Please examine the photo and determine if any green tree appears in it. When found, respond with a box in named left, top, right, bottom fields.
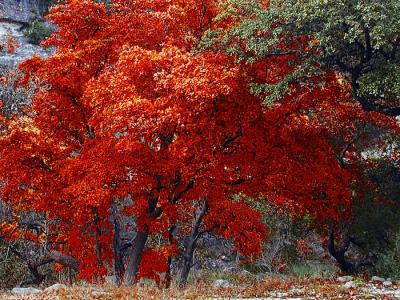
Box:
left=203, top=0, right=400, bottom=116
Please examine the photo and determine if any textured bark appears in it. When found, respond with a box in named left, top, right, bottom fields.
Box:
left=123, top=230, right=149, bottom=286
left=24, top=251, right=79, bottom=286
left=327, top=230, right=356, bottom=274
left=165, top=225, right=176, bottom=289
left=112, top=218, right=125, bottom=285
left=111, top=204, right=125, bottom=285
left=92, top=209, right=103, bottom=268
left=178, top=198, right=208, bottom=287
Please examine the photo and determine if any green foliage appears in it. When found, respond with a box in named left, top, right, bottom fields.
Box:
left=289, top=262, right=336, bottom=279
left=24, top=20, right=53, bottom=45
left=203, top=0, right=400, bottom=115
left=348, top=158, right=400, bottom=275
left=0, top=238, right=60, bottom=289
left=375, top=230, right=400, bottom=278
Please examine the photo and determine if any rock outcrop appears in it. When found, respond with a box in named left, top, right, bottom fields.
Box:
left=11, top=287, right=42, bottom=295
left=0, top=0, right=51, bottom=23
left=0, top=20, right=51, bottom=69
left=0, top=1, right=53, bottom=69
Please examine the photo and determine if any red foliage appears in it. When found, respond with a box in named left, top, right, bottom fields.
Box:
left=0, top=0, right=397, bottom=283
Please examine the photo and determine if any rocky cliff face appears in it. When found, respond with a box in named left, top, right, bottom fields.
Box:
left=0, top=21, right=51, bottom=69
left=0, top=0, right=51, bottom=23
left=0, top=0, right=53, bottom=69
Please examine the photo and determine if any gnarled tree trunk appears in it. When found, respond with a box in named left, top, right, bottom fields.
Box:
left=327, top=230, right=356, bottom=274
left=23, top=251, right=79, bottom=286
left=123, top=229, right=149, bottom=286
left=178, top=198, right=208, bottom=287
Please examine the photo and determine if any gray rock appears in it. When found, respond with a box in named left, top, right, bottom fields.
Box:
left=382, top=280, right=393, bottom=288
left=105, top=275, right=118, bottom=285
left=202, top=258, right=236, bottom=272
left=213, top=279, right=232, bottom=289
left=44, top=283, right=68, bottom=292
left=289, top=287, right=305, bottom=295
left=0, top=20, right=53, bottom=69
left=371, top=276, right=385, bottom=283
left=344, top=281, right=356, bottom=288
left=91, top=290, right=111, bottom=297
left=337, top=275, right=353, bottom=282
left=223, top=266, right=238, bottom=272
left=0, top=0, right=51, bottom=23
left=11, top=287, right=42, bottom=295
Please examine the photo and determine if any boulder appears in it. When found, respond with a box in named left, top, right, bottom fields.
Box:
left=344, top=281, right=356, bottom=289
left=11, top=287, right=42, bottom=295
left=105, top=275, right=118, bottom=285
left=337, top=275, right=353, bottom=282
left=0, top=0, right=51, bottom=23
left=213, top=279, right=232, bottom=289
left=383, top=281, right=393, bottom=288
left=371, top=276, right=385, bottom=283
left=44, top=283, right=68, bottom=292
left=91, top=290, right=111, bottom=297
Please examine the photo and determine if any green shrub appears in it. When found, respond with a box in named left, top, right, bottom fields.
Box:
left=375, top=230, right=400, bottom=278
left=24, top=20, right=52, bottom=45
left=289, top=262, right=336, bottom=279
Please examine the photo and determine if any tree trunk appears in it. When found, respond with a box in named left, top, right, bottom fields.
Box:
left=113, top=220, right=125, bottom=284
left=111, top=205, right=125, bottom=285
left=165, top=225, right=176, bottom=289
left=92, top=209, right=103, bottom=267
left=178, top=198, right=208, bottom=287
left=178, top=242, right=195, bottom=288
left=122, top=177, right=165, bottom=286
left=327, top=230, right=356, bottom=274
left=92, top=208, right=104, bottom=283
left=22, top=251, right=79, bottom=286
left=123, top=230, right=149, bottom=286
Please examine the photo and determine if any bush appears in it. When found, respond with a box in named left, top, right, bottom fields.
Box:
left=348, top=159, right=400, bottom=276
left=24, top=20, right=52, bottom=45
left=289, top=262, right=336, bottom=279
left=375, top=230, right=400, bottom=278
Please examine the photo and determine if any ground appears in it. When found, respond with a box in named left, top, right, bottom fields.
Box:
left=1, top=277, right=400, bottom=299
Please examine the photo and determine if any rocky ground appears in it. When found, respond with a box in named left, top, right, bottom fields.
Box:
left=0, top=19, right=51, bottom=69
left=1, top=275, right=400, bottom=299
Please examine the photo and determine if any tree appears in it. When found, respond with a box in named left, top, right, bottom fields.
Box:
left=203, top=0, right=400, bottom=116
left=1, top=0, right=268, bottom=285
left=0, top=0, right=397, bottom=286
left=203, top=0, right=400, bottom=274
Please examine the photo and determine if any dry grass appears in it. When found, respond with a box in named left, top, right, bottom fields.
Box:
left=1, top=277, right=399, bottom=300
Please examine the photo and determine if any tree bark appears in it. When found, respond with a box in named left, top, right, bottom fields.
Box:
left=178, top=198, right=208, bottom=287
left=165, top=225, right=176, bottom=289
left=123, top=230, right=149, bottom=286
left=327, top=230, right=356, bottom=274
left=112, top=218, right=125, bottom=284
left=23, top=251, right=79, bottom=286
left=92, top=208, right=103, bottom=268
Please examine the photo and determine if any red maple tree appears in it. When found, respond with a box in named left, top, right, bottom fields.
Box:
left=0, top=0, right=397, bottom=286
